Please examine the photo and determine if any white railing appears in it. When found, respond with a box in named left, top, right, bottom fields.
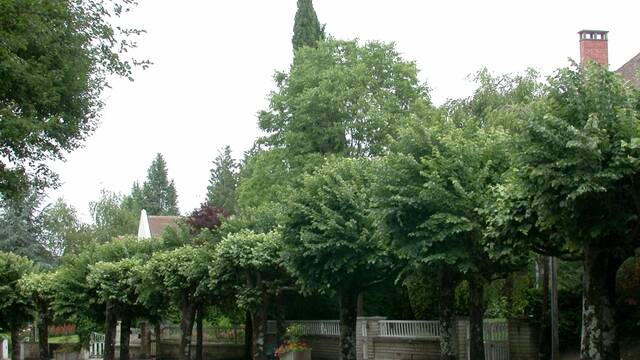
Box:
left=89, top=332, right=105, bottom=359
left=266, top=320, right=340, bottom=336
left=291, top=320, right=340, bottom=336
left=379, top=320, right=441, bottom=338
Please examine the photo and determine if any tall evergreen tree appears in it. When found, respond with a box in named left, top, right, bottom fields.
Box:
left=206, top=146, right=238, bottom=213
left=140, top=153, right=179, bottom=215
left=292, top=0, right=324, bottom=51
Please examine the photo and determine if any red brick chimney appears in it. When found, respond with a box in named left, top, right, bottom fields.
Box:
left=579, top=30, right=608, bottom=67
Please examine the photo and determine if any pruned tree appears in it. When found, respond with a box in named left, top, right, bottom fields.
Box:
left=138, top=246, right=211, bottom=360
left=485, top=63, right=640, bottom=360
left=19, top=271, right=58, bottom=360
left=88, top=258, right=151, bottom=360
left=53, top=236, right=162, bottom=351
left=211, top=230, right=289, bottom=360
left=375, top=70, right=539, bottom=360
left=282, top=158, right=394, bottom=360
left=0, top=252, right=35, bottom=360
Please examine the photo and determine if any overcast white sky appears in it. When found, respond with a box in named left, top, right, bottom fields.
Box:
left=48, top=0, right=640, bottom=222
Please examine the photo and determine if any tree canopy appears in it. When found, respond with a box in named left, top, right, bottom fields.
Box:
left=0, top=0, right=147, bottom=198
left=140, top=153, right=179, bottom=215
left=282, top=158, right=393, bottom=360
left=292, top=0, right=324, bottom=51
left=485, top=63, right=640, bottom=360
left=0, top=251, right=34, bottom=333
left=206, top=146, right=239, bottom=214
left=259, top=39, right=430, bottom=159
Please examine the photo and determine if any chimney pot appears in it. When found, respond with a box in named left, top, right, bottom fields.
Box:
left=578, top=30, right=609, bottom=67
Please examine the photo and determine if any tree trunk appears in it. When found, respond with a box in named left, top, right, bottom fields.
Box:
left=275, top=292, right=286, bottom=347
left=140, top=322, right=149, bottom=359
left=104, top=302, right=118, bottom=360
left=179, top=303, right=198, bottom=360
left=154, top=322, right=163, bottom=360
left=438, top=271, right=457, bottom=360
left=468, top=280, right=485, bottom=360
left=37, top=300, right=50, bottom=360
left=580, top=246, right=623, bottom=360
left=119, top=316, right=132, bottom=360
left=195, top=306, right=204, bottom=360
left=11, top=328, right=20, bottom=360
left=338, top=288, right=358, bottom=360
left=251, top=298, right=268, bottom=360
left=244, top=312, right=253, bottom=360
left=538, top=256, right=551, bottom=358
left=356, top=292, right=364, bottom=317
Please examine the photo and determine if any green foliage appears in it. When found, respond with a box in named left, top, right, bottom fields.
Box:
left=140, top=154, right=179, bottom=216
left=138, top=245, right=212, bottom=311
left=212, top=230, right=287, bottom=311
left=18, top=270, right=57, bottom=306
left=89, top=190, right=138, bottom=243
left=292, top=0, right=324, bottom=51
left=282, top=158, right=393, bottom=295
left=206, top=146, right=239, bottom=214
left=53, top=236, right=163, bottom=342
left=0, top=0, right=147, bottom=197
left=0, top=252, right=35, bottom=331
left=0, top=189, right=52, bottom=265
left=41, top=199, right=93, bottom=257
left=87, top=258, right=153, bottom=321
left=259, top=39, right=430, bottom=158
left=486, top=63, right=640, bottom=256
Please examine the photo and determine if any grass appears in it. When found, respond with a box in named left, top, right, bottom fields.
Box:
left=48, top=335, right=80, bottom=344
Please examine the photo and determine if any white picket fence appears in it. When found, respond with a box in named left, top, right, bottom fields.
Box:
left=89, top=333, right=105, bottom=359
left=267, top=320, right=340, bottom=336
left=379, top=320, right=441, bottom=338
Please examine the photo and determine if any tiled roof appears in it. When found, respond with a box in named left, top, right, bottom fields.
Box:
left=617, top=51, right=640, bottom=89
left=147, top=215, right=180, bottom=237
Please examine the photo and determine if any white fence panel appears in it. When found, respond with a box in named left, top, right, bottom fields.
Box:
left=266, top=320, right=340, bottom=336
left=89, top=333, right=105, bottom=359
left=379, top=320, right=441, bottom=338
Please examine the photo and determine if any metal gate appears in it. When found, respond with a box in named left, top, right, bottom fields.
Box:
left=467, top=320, right=509, bottom=360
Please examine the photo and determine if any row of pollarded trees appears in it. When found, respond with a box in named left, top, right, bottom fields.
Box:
left=0, top=220, right=290, bottom=360
left=243, top=37, right=639, bottom=360
left=2, top=58, right=638, bottom=360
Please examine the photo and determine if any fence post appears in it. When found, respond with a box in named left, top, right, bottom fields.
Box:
left=1, top=339, right=7, bottom=360
left=355, top=317, right=385, bottom=360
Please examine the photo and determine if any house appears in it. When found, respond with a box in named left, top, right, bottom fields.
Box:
left=578, top=29, right=640, bottom=88
left=137, top=209, right=180, bottom=239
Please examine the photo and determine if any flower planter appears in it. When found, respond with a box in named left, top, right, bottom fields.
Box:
left=280, top=349, right=311, bottom=360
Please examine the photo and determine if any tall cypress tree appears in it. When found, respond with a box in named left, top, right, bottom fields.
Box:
left=292, top=0, right=324, bottom=51
left=206, top=146, right=238, bottom=214
left=140, top=153, right=179, bottom=215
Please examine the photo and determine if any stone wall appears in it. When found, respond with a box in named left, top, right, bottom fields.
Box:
left=114, top=342, right=244, bottom=360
